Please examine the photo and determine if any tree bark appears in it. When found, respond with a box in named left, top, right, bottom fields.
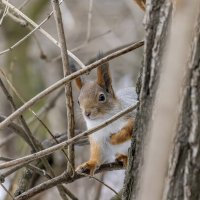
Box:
left=163, top=8, right=200, bottom=200
left=122, top=0, right=172, bottom=199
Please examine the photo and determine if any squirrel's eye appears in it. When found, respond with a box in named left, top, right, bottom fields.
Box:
left=78, top=100, right=80, bottom=105
left=98, top=93, right=106, bottom=102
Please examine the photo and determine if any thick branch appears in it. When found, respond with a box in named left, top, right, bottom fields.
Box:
left=163, top=4, right=200, bottom=200
left=15, top=162, right=123, bottom=200
left=122, top=0, right=172, bottom=199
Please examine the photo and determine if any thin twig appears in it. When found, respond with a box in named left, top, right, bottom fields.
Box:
left=6, top=12, right=27, bottom=26
left=69, top=0, right=93, bottom=53
left=0, top=77, right=40, bottom=151
left=71, top=30, right=111, bottom=53
left=86, top=0, right=93, bottom=41
left=0, top=75, right=64, bottom=193
left=0, top=0, right=85, bottom=69
left=27, top=89, right=63, bottom=124
left=42, top=131, right=89, bottom=148
left=0, top=69, right=72, bottom=164
left=51, top=0, right=75, bottom=174
left=0, top=182, right=14, bottom=200
left=94, top=173, right=104, bottom=200
left=0, top=131, right=87, bottom=180
left=0, top=74, right=71, bottom=199
left=0, top=70, right=67, bottom=152
left=18, top=0, right=32, bottom=10
left=79, top=172, right=119, bottom=197
left=62, top=185, right=78, bottom=200
left=111, top=188, right=123, bottom=200
left=0, top=0, right=59, bottom=46
left=33, top=34, right=47, bottom=59
left=0, top=40, right=143, bottom=130
left=0, top=8, right=53, bottom=56
left=0, top=115, right=33, bottom=147
left=0, top=103, right=138, bottom=169
left=0, top=0, right=9, bottom=25
left=2, top=163, right=51, bottom=181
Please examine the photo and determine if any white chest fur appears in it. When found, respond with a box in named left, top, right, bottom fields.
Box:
left=85, top=116, right=131, bottom=164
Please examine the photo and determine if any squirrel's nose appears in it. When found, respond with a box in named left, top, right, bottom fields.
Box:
left=85, top=111, right=91, bottom=117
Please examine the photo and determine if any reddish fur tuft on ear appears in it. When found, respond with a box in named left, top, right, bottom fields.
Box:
left=75, top=77, right=83, bottom=90
left=134, top=0, right=146, bottom=11
left=97, top=62, right=110, bottom=87
left=96, top=62, right=115, bottom=98
left=69, top=62, right=84, bottom=90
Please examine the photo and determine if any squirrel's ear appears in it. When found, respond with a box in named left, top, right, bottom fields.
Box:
left=134, top=0, right=145, bottom=11
left=70, top=62, right=84, bottom=90
left=75, top=77, right=84, bottom=90
left=97, top=62, right=115, bottom=97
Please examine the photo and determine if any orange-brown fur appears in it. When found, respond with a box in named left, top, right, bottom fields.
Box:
left=75, top=77, right=83, bottom=90
left=134, top=0, right=146, bottom=11
left=76, top=136, right=101, bottom=175
left=97, top=63, right=116, bottom=98
left=96, top=64, right=107, bottom=88
left=115, top=154, right=128, bottom=167
left=110, top=119, right=134, bottom=145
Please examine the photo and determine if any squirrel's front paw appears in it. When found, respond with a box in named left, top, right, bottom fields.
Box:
left=115, top=153, right=128, bottom=167
left=110, top=133, right=118, bottom=145
left=76, top=161, right=97, bottom=175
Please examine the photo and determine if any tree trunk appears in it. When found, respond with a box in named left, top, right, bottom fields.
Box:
left=122, top=1, right=200, bottom=200
left=163, top=8, right=200, bottom=200
left=122, top=0, right=172, bottom=199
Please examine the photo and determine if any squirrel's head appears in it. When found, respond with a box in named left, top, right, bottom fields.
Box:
left=75, top=62, right=118, bottom=120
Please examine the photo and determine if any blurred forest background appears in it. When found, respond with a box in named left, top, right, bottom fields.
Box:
left=0, top=0, right=144, bottom=199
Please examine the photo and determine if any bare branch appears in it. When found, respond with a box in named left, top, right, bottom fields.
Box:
left=51, top=0, right=75, bottom=174
left=0, top=75, right=71, bottom=200
left=62, top=185, right=78, bottom=200
left=93, top=173, right=104, bottom=200
left=0, top=0, right=8, bottom=25
left=0, top=0, right=85, bottom=69
left=18, top=0, right=32, bottom=10
left=14, top=162, right=124, bottom=200
left=70, top=0, right=93, bottom=52
left=0, top=182, right=14, bottom=200
left=0, top=0, right=59, bottom=46
left=0, top=115, right=33, bottom=147
left=0, top=103, right=138, bottom=170
left=0, top=73, right=73, bottom=199
left=0, top=159, right=51, bottom=181
left=0, top=77, right=41, bottom=151
left=6, top=12, right=27, bottom=26
left=27, top=89, right=63, bottom=125
left=0, top=40, right=143, bottom=130
left=80, top=172, right=119, bottom=197
left=42, top=132, right=89, bottom=148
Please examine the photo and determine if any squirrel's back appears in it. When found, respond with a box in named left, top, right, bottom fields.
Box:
left=116, top=87, right=138, bottom=116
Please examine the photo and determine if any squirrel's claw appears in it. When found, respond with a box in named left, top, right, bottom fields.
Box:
left=76, top=164, right=90, bottom=174
left=76, top=161, right=97, bottom=175
left=115, top=153, right=128, bottom=167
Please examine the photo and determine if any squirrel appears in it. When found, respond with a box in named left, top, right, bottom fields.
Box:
left=73, top=0, right=145, bottom=175
left=74, top=59, right=138, bottom=175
